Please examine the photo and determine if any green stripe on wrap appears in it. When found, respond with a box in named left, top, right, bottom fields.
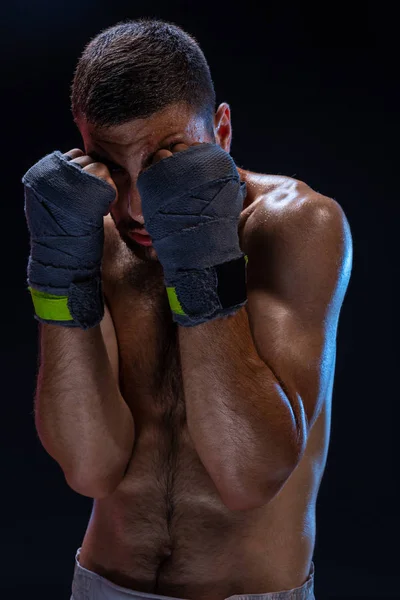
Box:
left=166, top=287, right=186, bottom=315
left=166, top=254, right=248, bottom=316
left=28, top=287, right=73, bottom=321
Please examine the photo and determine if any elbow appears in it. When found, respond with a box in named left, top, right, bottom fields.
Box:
left=65, top=462, right=128, bottom=499
left=62, top=435, right=134, bottom=499
left=220, top=477, right=288, bottom=512
left=218, top=457, right=300, bottom=512
left=66, top=476, right=116, bottom=499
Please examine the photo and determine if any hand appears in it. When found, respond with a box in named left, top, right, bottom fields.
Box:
left=136, top=142, right=247, bottom=327
left=147, top=142, right=203, bottom=167
left=22, top=147, right=117, bottom=329
left=64, top=148, right=118, bottom=214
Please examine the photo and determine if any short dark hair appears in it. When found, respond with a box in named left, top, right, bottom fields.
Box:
left=71, top=18, right=216, bottom=133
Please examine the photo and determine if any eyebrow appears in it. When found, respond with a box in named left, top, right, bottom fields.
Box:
left=89, top=135, right=181, bottom=171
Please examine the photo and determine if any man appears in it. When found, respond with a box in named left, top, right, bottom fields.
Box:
left=23, top=18, right=352, bottom=600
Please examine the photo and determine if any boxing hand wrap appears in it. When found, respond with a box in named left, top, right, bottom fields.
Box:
left=22, top=151, right=116, bottom=329
left=137, top=143, right=248, bottom=327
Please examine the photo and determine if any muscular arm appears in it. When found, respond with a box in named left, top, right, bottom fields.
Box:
left=34, top=306, right=135, bottom=499
left=245, top=191, right=353, bottom=429
left=179, top=190, right=352, bottom=510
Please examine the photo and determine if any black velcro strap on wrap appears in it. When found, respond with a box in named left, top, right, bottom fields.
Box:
left=215, top=255, right=247, bottom=309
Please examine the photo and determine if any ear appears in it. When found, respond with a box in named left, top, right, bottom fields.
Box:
left=214, top=103, right=232, bottom=153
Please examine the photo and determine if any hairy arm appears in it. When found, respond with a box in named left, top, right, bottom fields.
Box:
left=34, top=218, right=135, bottom=498
left=179, top=190, right=352, bottom=511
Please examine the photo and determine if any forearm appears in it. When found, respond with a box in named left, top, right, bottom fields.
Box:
left=35, top=323, right=134, bottom=496
left=179, top=307, right=300, bottom=510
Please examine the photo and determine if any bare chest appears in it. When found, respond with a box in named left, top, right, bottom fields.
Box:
left=89, top=236, right=264, bottom=593
left=102, top=199, right=258, bottom=426
left=81, top=195, right=325, bottom=595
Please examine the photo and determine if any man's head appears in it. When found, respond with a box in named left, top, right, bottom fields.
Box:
left=71, top=19, right=232, bottom=264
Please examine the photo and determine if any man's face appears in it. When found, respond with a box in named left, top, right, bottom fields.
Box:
left=78, top=103, right=216, bottom=264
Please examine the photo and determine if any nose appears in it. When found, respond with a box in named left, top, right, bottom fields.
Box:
left=127, top=188, right=146, bottom=228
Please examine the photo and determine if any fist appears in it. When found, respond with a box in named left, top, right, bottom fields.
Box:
left=64, top=148, right=118, bottom=207
left=149, top=142, right=202, bottom=168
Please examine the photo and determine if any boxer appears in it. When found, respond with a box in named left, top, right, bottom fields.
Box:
left=23, top=18, right=352, bottom=600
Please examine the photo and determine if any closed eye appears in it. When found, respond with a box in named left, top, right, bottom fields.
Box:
left=89, top=151, right=125, bottom=174
left=108, top=164, right=125, bottom=174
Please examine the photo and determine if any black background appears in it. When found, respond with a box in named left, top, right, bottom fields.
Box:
left=1, top=1, right=397, bottom=598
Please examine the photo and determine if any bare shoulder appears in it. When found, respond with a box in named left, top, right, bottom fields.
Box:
left=244, top=173, right=353, bottom=305
left=246, top=173, right=351, bottom=241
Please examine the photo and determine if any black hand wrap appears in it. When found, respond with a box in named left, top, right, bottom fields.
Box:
left=137, top=143, right=248, bottom=326
left=23, top=151, right=116, bottom=329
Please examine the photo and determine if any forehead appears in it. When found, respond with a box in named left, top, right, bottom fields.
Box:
left=79, top=104, right=207, bottom=148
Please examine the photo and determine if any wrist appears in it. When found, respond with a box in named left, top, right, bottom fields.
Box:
left=28, top=275, right=104, bottom=330
left=166, top=254, right=248, bottom=327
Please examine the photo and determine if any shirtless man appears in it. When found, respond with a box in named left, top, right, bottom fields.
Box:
left=23, top=19, right=352, bottom=600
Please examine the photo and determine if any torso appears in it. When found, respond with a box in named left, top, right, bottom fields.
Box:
left=78, top=172, right=333, bottom=599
